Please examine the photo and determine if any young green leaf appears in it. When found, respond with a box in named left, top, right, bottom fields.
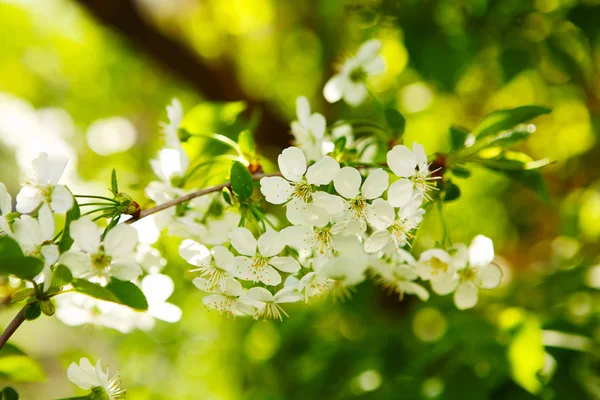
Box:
left=450, top=166, right=471, bottom=178
left=383, top=108, right=406, bottom=136
left=482, top=164, right=550, bottom=203
left=0, top=353, right=46, bottom=382
left=474, top=105, right=551, bottom=138
left=23, top=302, right=41, bottom=321
left=49, top=264, right=73, bottom=292
left=59, top=196, right=81, bottom=254
left=71, top=278, right=120, bottom=303
left=0, top=236, right=44, bottom=280
left=443, top=181, right=461, bottom=202
left=105, top=278, right=149, bottom=311
left=1, top=386, right=19, bottom=400
left=230, top=161, right=253, bottom=201
left=238, top=130, right=256, bottom=158
left=111, top=169, right=119, bottom=194
left=449, top=126, right=470, bottom=150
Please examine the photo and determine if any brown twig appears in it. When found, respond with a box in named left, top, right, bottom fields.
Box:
left=0, top=306, right=26, bottom=351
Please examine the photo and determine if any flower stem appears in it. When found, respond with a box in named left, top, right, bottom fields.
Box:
left=74, top=195, right=118, bottom=203
left=0, top=306, right=26, bottom=351
left=437, top=199, right=452, bottom=247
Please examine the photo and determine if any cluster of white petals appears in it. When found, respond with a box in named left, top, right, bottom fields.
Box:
left=67, top=358, right=126, bottom=399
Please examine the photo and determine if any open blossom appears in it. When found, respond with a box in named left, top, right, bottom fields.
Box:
left=0, top=183, right=12, bottom=236
left=12, top=203, right=59, bottom=289
left=67, top=358, right=126, bottom=399
left=194, top=277, right=261, bottom=318
left=243, top=287, right=303, bottom=321
left=259, top=147, right=342, bottom=224
left=364, top=196, right=425, bottom=253
left=16, top=152, right=73, bottom=213
left=141, top=273, right=182, bottom=324
left=60, top=218, right=141, bottom=283
left=331, top=167, right=388, bottom=235
left=453, top=235, right=503, bottom=310
left=370, top=249, right=429, bottom=301
left=150, top=147, right=190, bottom=185
left=179, top=239, right=237, bottom=291
left=321, top=236, right=370, bottom=299
left=229, top=228, right=300, bottom=286
left=285, top=272, right=335, bottom=303
left=159, top=98, right=184, bottom=149
left=291, top=96, right=328, bottom=161
left=323, top=39, right=385, bottom=106
left=387, top=143, right=439, bottom=206
left=416, top=248, right=464, bottom=296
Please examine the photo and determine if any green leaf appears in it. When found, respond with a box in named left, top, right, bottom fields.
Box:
left=230, top=161, right=253, bottom=201
left=0, top=344, right=25, bottom=357
left=105, top=278, right=149, bottom=311
left=450, top=166, right=471, bottom=178
left=181, top=101, right=247, bottom=139
left=482, top=162, right=550, bottom=203
left=23, top=302, right=41, bottom=321
left=0, top=354, right=46, bottom=382
left=0, top=236, right=44, bottom=280
left=333, top=136, right=347, bottom=155
left=222, top=188, right=233, bottom=206
left=59, top=196, right=81, bottom=254
left=1, top=386, right=19, bottom=400
left=443, top=181, right=461, bottom=202
left=10, top=289, right=34, bottom=303
left=71, top=278, right=148, bottom=311
left=449, top=126, right=470, bottom=150
left=238, top=130, right=256, bottom=158
left=486, top=128, right=532, bottom=148
left=50, top=264, right=73, bottom=292
left=474, top=105, right=551, bottom=138
left=383, top=108, right=406, bottom=136
left=111, top=169, right=118, bottom=194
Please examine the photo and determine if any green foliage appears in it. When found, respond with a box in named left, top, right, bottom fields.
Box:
left=71, top=278, right=149, bottom=311
left=0, top=236, right=43, bottom=280
left=230, top=161, right=254, bottom=201
left=474, top=105, right=551, bottom=138
left=49, top=264, right=73, bottom=293
left=111, top=169, right=119, bottom=194
left=383, top=107, right=406, bottom=137
left=0, top=386, right=18, bottom=400
left=181, top=101, right=247, bottom=138
left=59, top=198, right=81, bottom=254
left=23, top=302, right=41, bottom=321
left=443, top=180, right=461, bottom=202
left=238, top=130, right=256, bottom=160
left=0, top=344, right=45, bottom=382
left=449, top=126, right=470, bottom=151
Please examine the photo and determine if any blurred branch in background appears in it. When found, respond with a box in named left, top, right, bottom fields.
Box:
left=74, top=0, right=291, bottom=148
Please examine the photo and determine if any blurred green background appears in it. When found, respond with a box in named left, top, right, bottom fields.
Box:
left=0, top=0, right=599, bottom=398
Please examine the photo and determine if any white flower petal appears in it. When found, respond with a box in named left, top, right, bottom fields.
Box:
left=13, top=216, right=43, bottom=248
left=15, top=186, right=43, bottom=214
left=278, top=147, right=307, bottom=182
left=366, top=198, right=395, bottom=230
left=364, top=230, right=391, bottom=253
left=296, top=96, right=310, bottom=125
left=142, top=273, right=174, bottom=303
left=387, top=145, right=417, bottom=177
left=274, top=287, right=303, bottom=303
left=0, top=183, right=12, bottom=216
left=46, top=154, right=69, bottom=186
left=469, top=235, right=495, bottom=267
left=453, top=282, right=479, bottom=310
left=103, top=224, right=138, bottom=257
left=260, top=176, right=292, bottom=205
left=334, top=167, right=362, bottom=199
left=59, top=251, right=90, bottom=276
left=110, top=260, right=142, bottom=281
left=412, top=142, right=428, bottom=169
left=362, top=168, right=389, bottom=200
left=285, top=198, right=311, bottom=226
left=312, top=192, right=345, bottom=216
left=308, top=113, right=326, bottom=139
left=229, top=227, right=257, bottom=256
left=387, top=179, right=415, bottom=208
left=41, top=244, right=59, bottom=265
left=150, top=302, right=182, bottom=323
left=343, top=83, right=368, bottom=107
left=323, top=74, right=344, bottom=103
left=280, top=225, right=312, bottom=249
left=262, top=265, right=282, bottom=286
left=179, top=239, right=211, bottom=267
left=50, top=185, right=73, bottom=213
left=477, top=264, right=503, bottom=289
left=70, top=219, right=102, bottom=253
left=211, top=246, right=236, bottom=272
left=364, top=56, right=385, bottom=75
left=355, top=39, right=382, bottom=63
left=246, top=287, right=274, bottom=302
left=257, top=231, right=285, bottom=257
left=404, top=282, right=430, bottom=301
left=306, top=156, right=340, bottom=186
left=431, top=274, right=459, bottom=295
left=38, top=202, right=55, bottom=241
left=269, top=256, right=301, bottom=273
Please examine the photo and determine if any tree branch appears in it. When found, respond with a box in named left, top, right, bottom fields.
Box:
left=0, top=306, right=26, bottom=351
left=73, top=0, right=291, bottom=148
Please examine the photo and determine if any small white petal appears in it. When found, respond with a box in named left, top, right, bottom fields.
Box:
left=260, top=176, right=292, bottom=205
left=323, top=74, right=344, bottom=103
left=296, top=96, right=311, bottom=125
left=70, top=219, right=102, bottom=253
left=110, top=259, right=142, bottom=281
left=211, top=246, right=236, bottom=272
left=142, top=273, right=174, bottom=303
left=278, top=147, right=307, bottom=182
left=150, top=302, right=182, bottom=323
left=246, top=287, right=274, bottom=302
left=343, top=83, right=368, bottom=107
left=469, top=235, right=495, bottom=267
left=312, top=192, right=345, bottom=216
left=285, top=198, right=311, bottom=226
left=59, top=251, right=90, bottom=276
left=364, top=56, right=385, bottom=75
left=361, top=168, right=389, bottom=200
left=257, top=231, right=285, bottom=257
left=387, top=179, right=415, bottom=208
left=50, top=185, right=73, bottom=213
left=179, top=239, right=211, bottom=267
left=38, top=202, right=55, bottom=241
left=431, top=274, right=459, bottom=295
left=274, top=287, right=303, bottom=303
left=229, top=227, right=257, bottom=256
left=0, top=183, right=12, bottom=216
left=103, top=224, right=138, bottom=257
left=412, top=142, right=428, bottom=169
left=13, top=216, right=43, bottom=248
left=269, top=256, right=301, bottom=273
left=334, top=167, right=362, bottom=199
left=308, top=113, right=326, bottom=139
left=355, top=39, right=382, bottom=63
left=364, top=230, right=391, bottom=253
left=404, top=282, right=430, bottom=301
left=387, top=145, right=417, bottom=178
left=305, top=156, right=340, bottom=186
left=262, top=265, right=282, bottom=286
left=454, top=282, right=479, bottom=310
left=15, top=186, right=43, bottom=214
left=477, top=264, right=503, bottom=289
left=366, top=198, right=395, bottom=230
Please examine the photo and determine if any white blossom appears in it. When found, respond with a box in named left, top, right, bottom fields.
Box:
left=291, top=96, right=328, bottom=161
left=141, top=273, right=182, bottom=324
left=229, top=228, right=300, bottom=286
left=416, top=248, right=462, bottom=296
left=323, top=39, right=385, bottom=106
left=159, top=98, right=184, bottom=149
left=453, top=235, right=503, bottom=310
left=60, top=218, right=141, bottom=283
left=179, top=239, right=237, bottom=291
left=193, top=277, right=261, bottom=318
left=243, top=287, right=303, bottom=320
left=67, top=358, right=126, bottom=399
left=370, top=249, right=429, bottom=301
left=16, top=152, right=73, bottom=213
left=364, top=196, right=425, bottom=253
left=321, top=236, right=370, bottom=299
